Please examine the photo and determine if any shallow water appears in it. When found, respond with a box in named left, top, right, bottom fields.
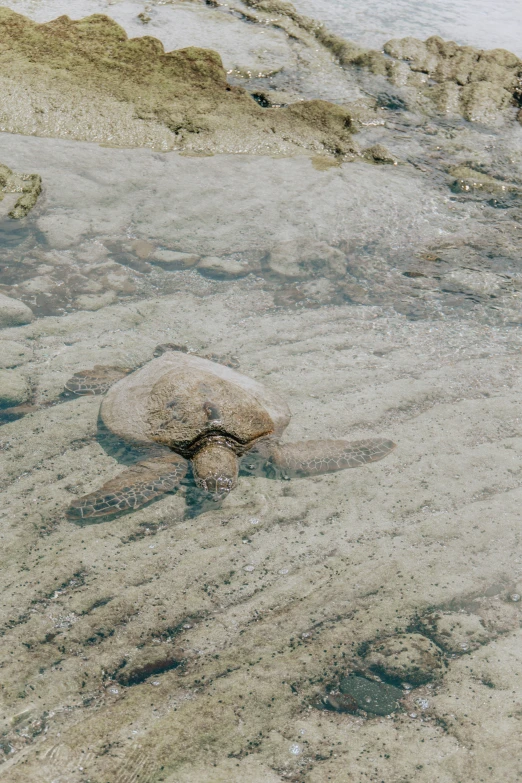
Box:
left=1, top=1, right=522, bottom=782
left=294, top=0, right=522, bottom=55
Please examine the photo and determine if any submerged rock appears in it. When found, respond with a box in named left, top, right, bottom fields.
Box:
left=449, top=166, right=516, bottom=194
left=438, top=269, right=502, bottom=297
left=0, top=293, right=34, bottom=328
left=267, top=239, right=346, bottom=279
left=362, top=632, right=445, bottom=685
left=350, top=34, right=522, bottom=123
left=419, top=611, right=491, bottom=654
left=150, top=250, right=200, bottom=270
left=339, top=674, right=403, bottom=716
left=0, top=369, right=30, bottom=407
left=362, top=144, right=399, bottom=165
left=197, top=256, right=251, bottom=278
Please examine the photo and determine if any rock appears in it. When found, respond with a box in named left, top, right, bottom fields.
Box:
left=339, top=674, right=403, bottom=716
left=267, top=239, right=346, bottom=279
left=449, top=166, right=515, bottom=194
left=75, top=292, right=118, bottom=311
left=362, top=144, right=398, bottom=165
left=115, top=254, right=152, bottom=274
left=150, top=250, right=200, bottom=270
left=384, top=37, right=439, bottom=74
left=197, top=257, right=251, bottom=278
left=363, top=632, right=445, bottom=685
left=337, top=280, right=370, bottom=304
left=132, top=239, right=155, bottom=259
left=0, top=369, right=30, bottom=407
left=0, top=340, right=31, bottom=368
left=377, top=35, right=522, bottom=123
left=439, top=269, right=502, bottom=297
left=0, top=10, right=361, bottom=158
left=419, top=611, right=490, bottom=654
left=0, top=163, right=42, bottom=218
left=0, top=293, right=34, bottom=328
left=460, top=80, right=513, bottom=122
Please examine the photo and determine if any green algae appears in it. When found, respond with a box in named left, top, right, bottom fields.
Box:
left=0, top=163, right=41, bottom=219
left=0, top=8, right=358, bottom=157
left=240, top=0, right=522, bottom=124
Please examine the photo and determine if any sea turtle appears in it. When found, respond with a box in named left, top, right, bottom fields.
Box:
left=65, top=349, right=395, bottom=520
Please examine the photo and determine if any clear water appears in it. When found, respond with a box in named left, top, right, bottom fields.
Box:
left=1, top=2, right=521, bottom=782
left=294, top=0, right=522, bottom=55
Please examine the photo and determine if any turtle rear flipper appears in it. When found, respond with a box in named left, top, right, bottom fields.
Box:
left=269, top=438, right=395, bottom=478
left=64, top=365, right=132, bottom=396
left=67, top=454, right=187, bottom=521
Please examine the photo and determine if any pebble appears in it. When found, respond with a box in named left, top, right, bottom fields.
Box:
left=75, top=291, right=118, bottom=311
left=132, top=239, right=155, bottom=259
left=0, top=369, right=30, bottom=407
left=339, top=674, right=403, bottom=716
left=197, top=256, right=248, bottom=278
left=267, top=239, right=346, bottom=278
left=150, top=250, right=200, bottom=270
left=0, top=293, right=34, bottom=328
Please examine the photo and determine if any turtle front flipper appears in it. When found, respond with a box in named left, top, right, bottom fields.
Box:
left=269, top=438, right=396, bottom=478
left=67, top=454, right=187, bottom=521
left=64, top=365, right=132, bottom=396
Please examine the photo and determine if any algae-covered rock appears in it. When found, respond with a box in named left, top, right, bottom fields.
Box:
left=380, top=35, right=522, bottom=123
left=0, top=9, right=359, bottom=158
left=449, top=166, right=516, bottom=194
left=362, top=144, right=399, bottom=165
left=0, top=163, right=41, bottom=218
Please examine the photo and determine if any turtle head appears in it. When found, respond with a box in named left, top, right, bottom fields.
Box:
left=191, top=442, right=239, bottom=500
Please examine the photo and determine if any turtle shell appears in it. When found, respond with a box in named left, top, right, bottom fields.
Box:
left=101, top=352, right=291, bottom=454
